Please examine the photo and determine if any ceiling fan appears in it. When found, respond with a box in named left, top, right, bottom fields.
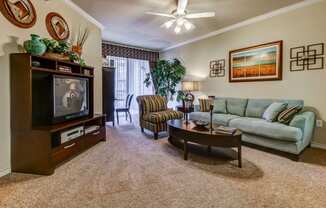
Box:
left=146, top=0, right=215, bottom=34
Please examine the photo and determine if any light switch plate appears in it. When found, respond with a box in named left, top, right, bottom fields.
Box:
left=316, top=120, right=323, bottom=128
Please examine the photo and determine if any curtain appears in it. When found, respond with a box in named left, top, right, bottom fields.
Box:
left=102, top=42, right=159, bottom=70
left=108, top=56, right=154, bottom=113
left=128, top=58, right=153, bottom=113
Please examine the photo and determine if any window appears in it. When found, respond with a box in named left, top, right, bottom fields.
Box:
left=108, top=56, right=154, bottom=113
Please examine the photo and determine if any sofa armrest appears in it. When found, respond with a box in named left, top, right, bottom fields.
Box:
left=289, top=111, right=316, bottom=144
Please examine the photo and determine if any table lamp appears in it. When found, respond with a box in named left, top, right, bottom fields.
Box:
left=181, top=81, right=199, bottom=106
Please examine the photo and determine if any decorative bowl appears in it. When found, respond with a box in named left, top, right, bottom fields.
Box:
left=193, top=120, right=209, bottom=128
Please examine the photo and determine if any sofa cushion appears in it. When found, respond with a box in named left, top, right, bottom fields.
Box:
left=229, top=117, right=302, bottom=142
left=246, top=99, right=273, bottom=118
left=226, top=98, right=248, bottom=117
left=277, top=105, right=303, bottom=124
left=213, top=114, right=240, bottom=126
left=262, top=102, right=288, bottom=122
left=189, top=112, right=239, bottom=126
left=213, top=99, right=227, bottom=114
left=198, top=99, right=212, bottom=112
left=143, top=110, right=183, bottom=123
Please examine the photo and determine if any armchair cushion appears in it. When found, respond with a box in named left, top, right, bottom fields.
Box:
left=137, top=95, right=167, bottom=113
left=143, top=110, right=183, bottom=123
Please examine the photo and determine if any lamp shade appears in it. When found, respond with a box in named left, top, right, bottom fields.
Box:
left=182, top=81, right=199, bottom=91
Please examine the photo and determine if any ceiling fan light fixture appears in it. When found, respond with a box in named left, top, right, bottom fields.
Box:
left=176, top=18, right=185, bottom=26
left=184, top=20, right=193, bottom=30
left=174, top=26, right=181, bottom=34
left=163, top=19, right=176, bottom=29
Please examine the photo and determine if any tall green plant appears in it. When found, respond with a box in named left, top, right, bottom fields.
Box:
left=144, top=59, right=186, bottom=100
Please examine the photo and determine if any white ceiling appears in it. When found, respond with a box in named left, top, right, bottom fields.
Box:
left=71, top=0, right=304, bottom=50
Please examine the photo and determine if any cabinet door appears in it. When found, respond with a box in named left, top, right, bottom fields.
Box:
left=102, top=67, right=115, bottom=122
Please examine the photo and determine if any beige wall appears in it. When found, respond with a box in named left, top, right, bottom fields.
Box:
left=0, top=0, right=102, bottom=175
left=161, top=2, right=326, bottom=145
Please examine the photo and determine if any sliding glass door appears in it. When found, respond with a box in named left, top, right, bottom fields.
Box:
left=108, top=56, right=154, bottom=114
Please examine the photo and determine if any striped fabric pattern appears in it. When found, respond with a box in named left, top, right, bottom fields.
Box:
left=143, top=110, right=183, bottom=123
left=199, top=99, right=213, bottom=112
left=137, top=95, right=167, bottom=113
left=277, top=105, right=303, bottom=124
left=137, top=95, right=183, bottom=134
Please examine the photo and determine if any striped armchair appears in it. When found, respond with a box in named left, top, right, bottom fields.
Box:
left=137, top=95, right=183, bottom=139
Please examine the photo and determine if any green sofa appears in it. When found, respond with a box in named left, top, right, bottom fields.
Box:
left=189, top=97, right=316, bottom=160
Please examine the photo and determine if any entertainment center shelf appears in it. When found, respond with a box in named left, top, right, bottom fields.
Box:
left=10, top=53, right=106, bottom=175
left=32, top=67, right=94, bottom=78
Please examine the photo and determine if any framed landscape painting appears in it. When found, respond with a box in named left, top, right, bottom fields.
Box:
left=229, top=41, right=283, bottom=82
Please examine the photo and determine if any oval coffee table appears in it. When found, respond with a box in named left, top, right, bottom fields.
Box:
left=167, top=119, right=242, bottom=168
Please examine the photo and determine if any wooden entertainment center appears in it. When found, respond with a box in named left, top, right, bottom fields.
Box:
left=10, top=53, right=106, bottom=175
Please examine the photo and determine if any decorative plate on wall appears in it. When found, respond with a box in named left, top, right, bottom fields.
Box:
left=46, top=12, right=70, bottom=41
left=0, top=0, right=36, bottom=28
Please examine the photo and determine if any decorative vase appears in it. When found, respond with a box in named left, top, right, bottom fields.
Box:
left=23, top=34, right=47, bottom=56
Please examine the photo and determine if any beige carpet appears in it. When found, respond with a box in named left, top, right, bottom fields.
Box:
left=1, top=122, right=326, bottom=208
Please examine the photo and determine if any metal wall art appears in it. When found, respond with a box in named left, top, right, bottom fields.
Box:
left=46, top=12, right=70, bottom=41
left=290, top=43, right=324, bottom=71
left=209, top=59, right=225, bottom=77
left=0, top=0, right=36, bottom=28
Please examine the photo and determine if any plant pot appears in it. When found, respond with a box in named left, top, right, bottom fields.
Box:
left=43, top=52, right=69, bottom=61
left=23, top=34, right=47, bottom=56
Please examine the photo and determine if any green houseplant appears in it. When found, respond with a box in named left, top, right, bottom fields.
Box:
left=144, top=59, right=186, bottom=100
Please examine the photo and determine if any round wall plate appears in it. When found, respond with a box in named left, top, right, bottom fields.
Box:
left=46, top=12, right=70, bottom=41
left=0, top=0, right=37, bottom=28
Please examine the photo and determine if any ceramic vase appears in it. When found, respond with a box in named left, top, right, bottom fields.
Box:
left=23, top=34, right=47, bottom=56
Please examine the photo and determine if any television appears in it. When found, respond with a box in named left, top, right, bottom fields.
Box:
left=52, top=75, right=90, bottom=123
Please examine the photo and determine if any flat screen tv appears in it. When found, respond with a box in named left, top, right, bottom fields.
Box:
left=53, top=75, right=89, bottom=123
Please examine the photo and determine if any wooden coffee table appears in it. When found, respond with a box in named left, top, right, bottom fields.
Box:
left=167, top=120, right=242, bottom=168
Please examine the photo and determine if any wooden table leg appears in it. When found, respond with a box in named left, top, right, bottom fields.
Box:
left=184, top=140, right=188, bottom=160
left=238, top=145, right=242, bottom=168
left=207, top=145, right=211, bottom=154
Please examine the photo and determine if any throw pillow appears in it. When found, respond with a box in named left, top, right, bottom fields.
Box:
left=213, top=99, right=227, bottom=114
left=277, top=105, right=303, bottom=124
left=198, top=99, right=212, bottom=112
left=262, top=102, right=288, bottom=122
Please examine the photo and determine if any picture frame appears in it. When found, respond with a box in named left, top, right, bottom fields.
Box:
left=46, top=12, right=70, bottom=41
left=229, top=41, right=283, bottom=82
left=0, top=0, right=36, bottom=28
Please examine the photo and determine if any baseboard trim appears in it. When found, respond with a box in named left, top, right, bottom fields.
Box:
left=0, top=168, right=11, bottom=178
left=311, top=142, right=326, bottom=150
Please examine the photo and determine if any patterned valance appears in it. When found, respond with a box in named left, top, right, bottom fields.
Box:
left=102, top=42, right=159, bottom=62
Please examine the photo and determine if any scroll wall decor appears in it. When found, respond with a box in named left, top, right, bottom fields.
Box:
left=290, top=43, right=324, bottom=71
left=209, top=59, right=225, bottom=77
left=0, top=0, right=36, bottom=28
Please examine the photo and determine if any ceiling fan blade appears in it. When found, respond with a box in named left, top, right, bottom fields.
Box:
left=185, top=12, right=215, bottom=19
left=177, top=0, right=188, bottom=15
left=146, top=12, right=175, bottom=18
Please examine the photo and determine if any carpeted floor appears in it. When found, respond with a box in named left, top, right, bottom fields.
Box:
left=1, top=121, right=326, bottom=208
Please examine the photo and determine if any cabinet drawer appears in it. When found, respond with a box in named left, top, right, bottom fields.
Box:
left=83, top=128, right=106, bottom=149
left=52, top=140, right=81, bottom=166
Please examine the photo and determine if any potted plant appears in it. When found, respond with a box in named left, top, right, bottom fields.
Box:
left=42, top=38, right=70, bottom=61
left=144, top=59, right=186, bottom=100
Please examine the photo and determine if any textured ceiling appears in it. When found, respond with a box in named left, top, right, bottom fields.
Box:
left=72, top=0, right=303, bottom=50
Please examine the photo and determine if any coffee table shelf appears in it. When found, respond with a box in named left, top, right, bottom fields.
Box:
left=167, top=120, right=242, bottom=168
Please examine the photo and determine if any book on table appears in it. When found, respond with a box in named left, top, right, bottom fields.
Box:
left=215, top=126, right=237, bottom=135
